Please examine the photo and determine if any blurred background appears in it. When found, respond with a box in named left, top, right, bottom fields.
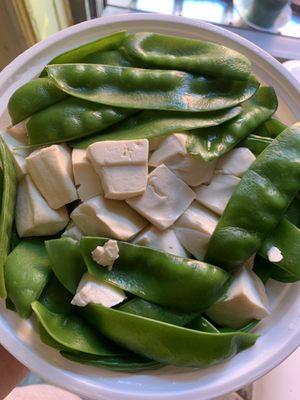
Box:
left=1, top=0, right=300, bottom=71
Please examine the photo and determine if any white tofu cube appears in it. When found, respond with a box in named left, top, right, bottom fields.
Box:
left=72, top=148, right=103, bottom=201
left=132, top=225, right=190, bottom=258
left=206, top=266, right=270, bottom=328
left=149, top=133, right=216, bottom=186
left=7, top=121, right=28, bottom=141
left=71, top=272, right=126, bottom=308
left=70, top=195, right=147, bottom=241
left=26, top=144, right=78, bottom=209
left=87, top=139, right=149, bottom=200
left=61, top=221, right=83, bottom=241
left=216, top=147, right=256, bottom=177
left=1, top=130, right=31, bottom=180
left=91, top=239, right=119, bottom=270
left=174, top=201, right=219, bottom=260
left=126, top=164, right=195, bottom=231
left=15, top=175, right=69, bottom=237
left=195, top=174, right=240, bottom=215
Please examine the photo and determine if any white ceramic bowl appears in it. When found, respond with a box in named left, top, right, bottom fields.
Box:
left=0, top=13, right=300, bottom=400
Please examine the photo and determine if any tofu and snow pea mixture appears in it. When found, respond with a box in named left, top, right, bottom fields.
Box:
left=1, top=31, right=300, bottom=371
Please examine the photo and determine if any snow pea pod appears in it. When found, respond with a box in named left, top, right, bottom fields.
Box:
left=122, top=32, right=251, bottom=81
left=4, top=238, right=51, bottom=317
left=71, top=106, right=242, bottom=148
left=26, top=97, right=136, bottom=146
left=253, top=118, right=287, bottom=138
left=186, top=87, right=277, bottom=161
left=253, top=254, right=298, bottom=283
left=238, top=134, right=272, bottom=156
left=185, top=315, right=219, bottom=333
left=81, top=49, right=133, bottom=66
left=32, top=301, right=126, bottom=356
left=80, top=237, right=230, bottom=312
left=47, top=64, right=259, bottom=112
left=206, top=122, right=300, bottom=270
left=45, top=237, right=86, bottom=294
left=0, top=139, right=17, bottom=298
left=8, top=78, right=68, bottom=125
left=82, top=304, right=258, bottom=368
left=39, top=275, right=74, bottom=314
left=62, top=351, right=161, bottom=372
left=119, top=298, right=198, bottom=326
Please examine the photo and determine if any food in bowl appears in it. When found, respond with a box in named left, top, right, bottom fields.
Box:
left=1, top=29, right=300, bottom=373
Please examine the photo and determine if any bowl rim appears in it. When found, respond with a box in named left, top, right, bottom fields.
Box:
left=0, top=12, right=300, bottom=400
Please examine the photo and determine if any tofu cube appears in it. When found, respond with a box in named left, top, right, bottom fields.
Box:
left=72, top=148, right=103, bottom=201
left=71, top=272, right=126, bottom=308
left=195, top=174, right=240, bottom=215
left=126, top=164, right=195, bottom=230
left=26, top=144, right=78, bottom=209
left=87, top=139, right=149, bottom=200
left=206, top=266, right=270, bottom=328
left=174, top=201, right=219, bottom=260
left=15, top=175, right=69, bottom=237
left=132, top=225, right=190, bottom=258
left=91, top=239, right=119, bottom=270
left=149, top=133, right=216, bottom=186
left=216, top=147, right=256, bottom=177
left=70, top=195, right=147, bottom=241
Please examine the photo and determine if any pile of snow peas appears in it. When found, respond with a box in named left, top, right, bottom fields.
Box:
left=2, top=31, right=300, bottom=372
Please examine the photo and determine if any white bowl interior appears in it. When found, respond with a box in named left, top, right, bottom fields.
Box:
left=0, top=13, right=299, bottom=400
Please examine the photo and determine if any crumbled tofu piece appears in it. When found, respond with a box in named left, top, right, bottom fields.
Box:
left=70, top=195, right=147, bottom=241
left=71, top=272, right=126, bottom=308
left=26, top=144, right=78, bottom=209
left=126, top=164, right=195, bottom=231
left=1, top=130, right=31, bottom=180
left=91, top=239, right=119, bottom=270
left=174, top=201, right=219, bottom=260
left=216, top=147, right=256, bottom=177
left=72, top=148, right=103, bottom=201
left=61, top=221, right=83, bottom=241
left=195, top=174, right=240, bottom=215
left=267, top=246, right=283, bottom=262
left=133, top=225, right=190, bottom=258
left=15, top=175, right=69, bottom=237
left=149, top=133, right=216, bottom=186
left=87, top=139, right=149, bottom=200
left=206, top=266, right=270, bottom=329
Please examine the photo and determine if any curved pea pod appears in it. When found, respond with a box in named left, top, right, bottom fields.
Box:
left=81, top=304, right=258, bottom=368
left=80, top=237, right=230, bottom=312
left=4, top=239, right=51, bottom=317
left=39, top=275, right=74, bottom=314
left=119, top=298, right=198, bottom=326
left=258, top=218, right=300, bottom=280
left=46, top=64, right=259, bottom=112
left=284, top=196, right=300, bottom=228
left=8, top=78, right=68, bottom=125
left=185, top=315, right=219, bottom=333
left=32, top=301, right=126, bottom=356
left=253, top=118, right=287, bottom=138
left=81, top=49, right=133, bottom=67
left=0, top=138, right=17, bottom=298
left=252, top=254, right=298, bottom=283
left=238, top=134, right=272, bottom=156
left=206, top=122, right=300, bottom=270
left=62, top=351, right=161, bottom=372
left=26, top=97, right=136, bottom=146
left=186, top=87, right=278, bottom=161
left=41, top=31, right=127, bottom=74
left=45, top=237, right=86, bottom=294
left=71, top=106, right=241, bottom=148
left=122, top=32, right=251, bottom=81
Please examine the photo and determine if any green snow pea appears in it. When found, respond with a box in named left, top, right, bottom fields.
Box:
left=238, top=134, right=272, bottom=155
left=0, top=139, right=17, bottom=299
left=185, top=315, right=219, bottom=333
left=39, top=275, right=74, bottom=314
left=71, top=106, right=242, bottom=148
left=62, top=351, right=161, bottom=372
left=41, top=31, right=127, bottom=74
left=45, top=237, right=86, bottom=294
left=80, top=237, right=230, bottom=312
left=26, top=97, right=136, bottom=146
left=4, top=239, right=51, bottom=317
left=32, top=301, right=126, bottom=356
left=8, top=78, right=68, bottom=125
left=253, top=118, right=287, bottom=138
left=253, top=255, right=298, bottom=284
left=186, top=87, right=277, bottom=161
left=122, top=32, right=251, bottom=81
left=206, top=122, right=300, bottom=270
left=119, top=298, right=198, bottom=326
left=258, top=218, right=300, bottom=280
left=47, top=64, right=259, bottom=112
left=81, top=304, right=258, bottom=368
left=81, top=49, right=133, bottom=66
